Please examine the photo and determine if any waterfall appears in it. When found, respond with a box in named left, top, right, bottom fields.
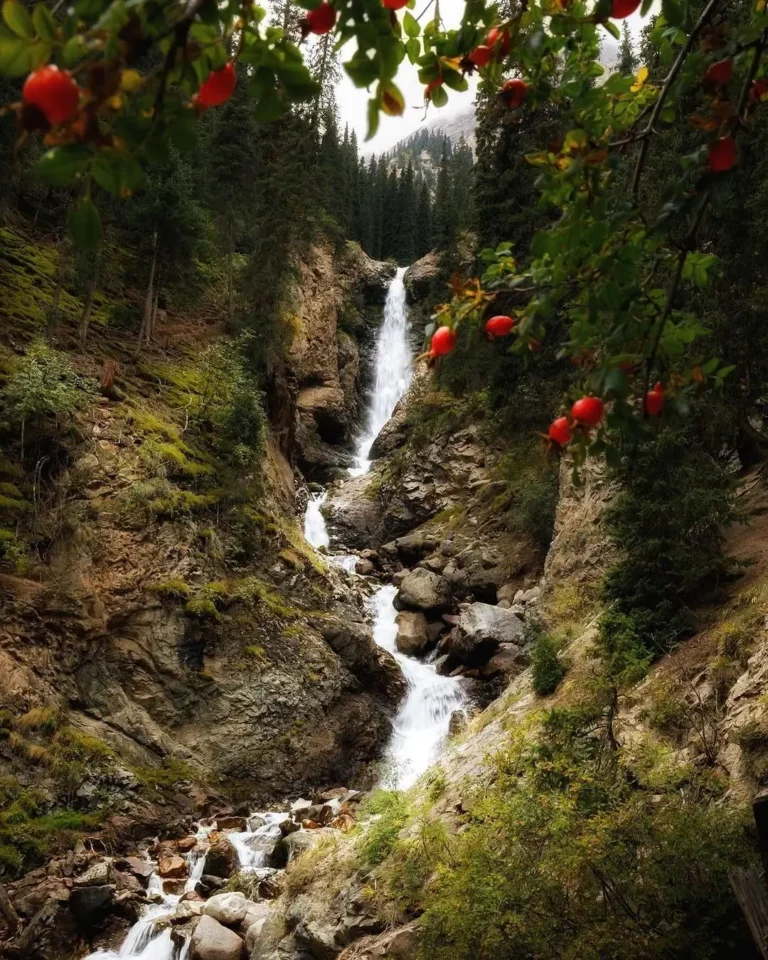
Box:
left=349, top=267, right=412, bottom=477
left=303, top=490, right=330, bottom=549
left=368, top=586, right=467, bottom=790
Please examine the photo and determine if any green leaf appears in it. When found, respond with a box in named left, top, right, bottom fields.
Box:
left=2, top=0, right=33, bottom=38
left=0, top=26, right=31, bottom=74
left=92, top=150, right=144, bottom=197
left=366, top=98, right=379, bottom=141
left=602, top=19, right=620, bottom=41
left=405, top=37, right=419, bottom=63
left=32, top=4, right=56, bottom=41
left=35, top=145, right=90, bottom=187
left=403, top=11, right=419, bottom=38
left=661, top=0, right=684, bottom=28
left=344, top=53, right=378, bottom=89
left=640, top=0, right=654, bottom=12
left=62, top=34, right=87, bottom=65
left=254, top=86, right=284, bottom=122
left=69, top=196, right=101, bottom=252
left=430, top=83, right=448, bottom=107
left=441, top=67, right=467, bottom=92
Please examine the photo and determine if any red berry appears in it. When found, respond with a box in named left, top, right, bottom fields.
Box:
left=751, top=79, right=768, bottom=103
left=610, top=0, right=641, bottom=18
left=571, top=396, right=604, bottom=427
left=485, top=315, right=515, bottom=337
left=486, top=27, right=511, bottom=59
left=708, top=135, right=736, bottom=173
left=528, top=337, right=542, bottom=353
left=383, top=0, right=409, bottom=8
left=198, top=63, right=236, bottom=108
left=306, top=2, right=336, bottom=34
left=22, top=65, right=79, bottom=126
left=431, top=326, right=457, bottom=356
left=645, top=382, right=664, bottom=416
left=501, top=78, right=528, bottom=108
left=704, top=59, right=733, bottom=86
left=549, top=417, right=572, bottom=446
left=469, top=45, right=493, bottom=68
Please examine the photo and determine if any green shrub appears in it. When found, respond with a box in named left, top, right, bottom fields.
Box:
left=597, top=427, right=737, bottom=685
left=531, top=632, right=566, bottom=695
left=0, top=340, right=96, bottom=445
left=359, top=790, right=410, bottom=866
left=150, top=578, right=191, bottom=600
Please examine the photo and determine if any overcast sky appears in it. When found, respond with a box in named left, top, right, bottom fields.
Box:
left=335, top=1, right=657, bottom=153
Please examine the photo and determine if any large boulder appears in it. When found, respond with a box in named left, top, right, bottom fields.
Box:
left=404, top=251, right=440, bottom=304
left=202, top=892, right=249, bottom=927
left=202, top=838, right=237, bottom=879
left=190, top=914, right=244, bottom=960
left=158, top=855, right=188, bottom=879
left=69, top=885, right=115, bottom=930
left=74, top=861, right=115, bottom=887
left=395, top=611, right=429, bottom=656
left=395, top=568, right=451, bottom=614
left=283, top=828, right=336, bottom=863
left=442, top=603, right=524, bottom=666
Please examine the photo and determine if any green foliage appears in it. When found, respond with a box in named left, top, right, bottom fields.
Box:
left=598, top=427, right=737, bottom=685
left=531, top=630, right=567, bottom=696
left=494, top=441, right=559, bottom=549
left=359, top=790, right=409, bottom=866
left=149, top=578, right=191, bottom=600
left=0, top=340, right=95, bottom=439
left=414, top=707, right=755, bottom=960
left=132, top=757, right=198, bottom=791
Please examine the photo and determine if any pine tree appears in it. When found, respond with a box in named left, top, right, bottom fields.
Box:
left=618, top=22, right=638, bottom=74
left=415, top=180, right=433, bottom=257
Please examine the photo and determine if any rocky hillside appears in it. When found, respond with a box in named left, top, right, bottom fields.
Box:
left=0, top=222, right=402, bottom=905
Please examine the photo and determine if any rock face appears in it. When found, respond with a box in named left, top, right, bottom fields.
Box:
left=396, top=569, right=451, bottom=614
left=190, top=914, right=244, bottom=960
left=287, top=242, right=395, bottom=480
left=404, top=251, right=441, bottom=304
left=442, top=603, right=524, bottom=666
left=395, top=611, right=430, bottom=655
left=203, top=839, right=237, bottom=879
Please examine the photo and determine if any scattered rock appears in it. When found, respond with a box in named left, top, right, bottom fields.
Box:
left=190, top=914, right=244, bottom=960
left=395, top=611, right=429, bottom=655
left=290, top=798, right=313, bottom=819
left=355, top=558, right=375, bottom=575
left=477, top=642, right=528, bottom=679
left=391, top=569, right=408, bottom=587
left=172, top=901, right=203, bottom=925
left=245, top=918, right=267, bottom=955
left=158, top=855, right=188, bottom=879
left=178, top=837, right=198, bottom=853
left=283, top=828, right=335, bottom=863
left=75, top=861, right=115, bottom=887
left=449, top=710, right=468, bottom=736
left=239, top=900, right=270, bottom=936
left=69, top=885, right=115, bottom=930
left=395, top=568, right=451, bottom=614
left=202, top=838, right=237, bottom=879
left=196, top=875, right=227, bottom=897
left=216, top=816, right=248, bottom=832
left=121, top=857, right=154, bottom=886
left=202, top=892, right=248, bottom=927
left=442, top=602, right=524, bottom=666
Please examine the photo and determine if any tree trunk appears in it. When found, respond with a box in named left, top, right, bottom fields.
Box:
left=227, top=218, right=234, bottom=326
left=148, top=282, right=159, bottom=343
left=136, top=230, right=159, bottom=354
left=79, top=257, right=101, bottom=347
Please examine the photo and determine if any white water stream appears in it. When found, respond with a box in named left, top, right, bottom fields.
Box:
left=304, top=266, right=467, bottom=789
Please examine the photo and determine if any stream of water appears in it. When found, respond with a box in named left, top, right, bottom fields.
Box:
left=304, top=266, right=467, bottom=789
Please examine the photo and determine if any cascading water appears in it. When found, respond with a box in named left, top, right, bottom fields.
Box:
left=349, top=266, right=412, bottom=477
left=302, top=266, right=466, bottom=790
left=368, top=586, right=467, bottom=789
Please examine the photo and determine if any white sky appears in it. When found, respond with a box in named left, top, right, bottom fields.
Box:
left=335, top=1, right=658, bottom=153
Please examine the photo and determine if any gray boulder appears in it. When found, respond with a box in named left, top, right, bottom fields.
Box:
left=395, top=611, right=429, bottom=655
left=395, top=568, right=451, bottom=614
left=443, top=602, right=524, bottom=666
left=202, top=892, right=248, bottom=927
left=69, top=885, right=115, bottom=929
left=190, top=914, right=244, bottom=960
left=283, top=828, right=335, bottom=863
left=202, top=838, right=237, bottom=879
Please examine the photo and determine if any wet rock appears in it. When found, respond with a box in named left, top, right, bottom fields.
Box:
left=159, top=818, right=196, bottom=840
left=316, top=787, right=348, bottom=802
left=391, top=569, right=408, bottom=587
left=178, top=836, right=198, bottom=853
left=172, top=901, right=203, bottom=924
left=426, top=621, right=445, bottom=645
left=216, top=816, right=248, bottom=832
left=158, top=855, right=188, bottom=879
left=114, top=870, right=144, bottom=895
left=395, top=611, right=429, bottom=655
left=69, top=884, right=115, bottom=930
left=404, top=251, right=440, bottom=303
left=477, top=643, right=528, bottom=679
left=280, top=818, right=301, bottom=837
left=257, top=869, right=283, bottom=900
left=202, top=838, right=237, bottom=879
left=290, top=798, right=313, bottom=819
left=120, top=857, right=154, bottom=886
left=442, top=602, right=524, bottom=666
left=75, top=861, right=115, bottom=886
left=284, top=828, right=335, bottom=863
left=449, top=710, right=468, bottom=736
left=164, top=879, right=187, bottom=896
left=395, top=568, right=451, bottom=614
left=202, top=892, right=249, bottom=927
left=324, top=474, right=383, bottom=548
left=355, top=558, right=375, bottom=575
left=434, top=654, right=452, bottom=676
left=196, top=875, right=227, bottom=896
left=190, top=914, right=245, bottom=960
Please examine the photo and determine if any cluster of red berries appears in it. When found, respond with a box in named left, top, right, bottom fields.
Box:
left=548, top=384, right=665, bottom=448
left=429, top=314, right=515, bottom=358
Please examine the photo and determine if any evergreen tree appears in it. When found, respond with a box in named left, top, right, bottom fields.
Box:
left=618, top=22, right=638, bottom=74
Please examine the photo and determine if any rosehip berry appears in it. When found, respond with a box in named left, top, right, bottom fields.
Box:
left=198, top=63, right=236, bottom=108
left=306, top=3, right=336, bottom=34
left=469, top=46, right=493, bottom=68
left=383, top=0, right=409, bottom=8
left=486, top=27, right=511, bottom=59
left=645, top=382, right=664, bottom=416
left=485, top=315, right=515, bottom=337
left=571, top=396, right=605, bottom=427
left=431, top=326, right=458, bottom=356
left=23, top=65, right=80, bottom=126
left=708, top=135, right=736, bottom=173
left=610, top=0, right=641, bottom=18
left=549, top=417, right=572, bottom=446
left=501, top=78, right=528, bottom=108
left=704, top=59, right=733, bottom=86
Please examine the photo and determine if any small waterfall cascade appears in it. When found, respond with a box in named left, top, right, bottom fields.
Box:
left=349, top=266, right=412, bottom=477
left=83, top=813, right=290, bottom=960
left=301, top=266, right=466, bottom=791
left=368, top=586, right=467, bottom=789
